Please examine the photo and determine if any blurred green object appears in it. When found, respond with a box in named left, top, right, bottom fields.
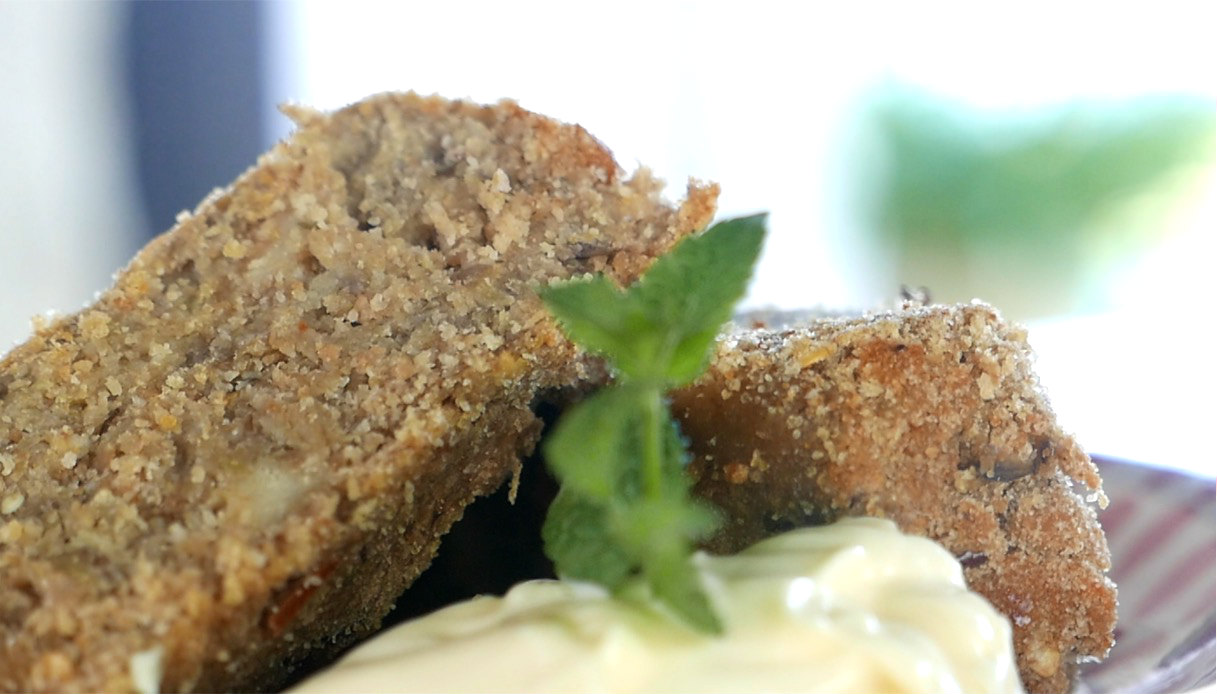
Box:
left=863, top=87, right=1215, bottom=319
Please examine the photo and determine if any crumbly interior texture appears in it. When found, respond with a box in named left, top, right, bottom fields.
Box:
left=0, top=93, right=717, bottom=693
left=672, top=303, right=1116, bottom=694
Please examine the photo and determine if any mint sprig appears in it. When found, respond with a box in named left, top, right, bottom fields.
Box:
left=539, top=214, right=767, bottom=632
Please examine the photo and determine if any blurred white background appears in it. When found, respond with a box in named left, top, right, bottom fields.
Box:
left=1, top=0, right=1212, bottom=475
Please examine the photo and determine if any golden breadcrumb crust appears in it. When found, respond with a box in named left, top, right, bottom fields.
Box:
left=0, top=93, right=717, bottom=693
left=673, top=303, right=1116, bottom=694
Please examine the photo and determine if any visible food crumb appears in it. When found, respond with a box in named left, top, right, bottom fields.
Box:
left=1028, top=644, right=1062, bottom=678
left=977, top=372, right=998, bottom=400
left=129, top=647, right=164, bottom=694
left=222, top=239, right=248, bottom=259
left=1, top=492, right=24, bottom=514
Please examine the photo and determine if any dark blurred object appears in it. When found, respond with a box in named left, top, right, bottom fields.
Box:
left=124, top=1, right=268, bottom=240
left=862, top=86, right=1215, bottom=318
left=385, top=402, right=564, bottom=626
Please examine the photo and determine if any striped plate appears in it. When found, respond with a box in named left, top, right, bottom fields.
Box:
left=1080, top=457, right=1215, bottom=693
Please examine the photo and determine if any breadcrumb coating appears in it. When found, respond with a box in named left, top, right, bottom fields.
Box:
left=673, top=303, right=1116, bottom=694
left=0, top=93, right=716, bottom=693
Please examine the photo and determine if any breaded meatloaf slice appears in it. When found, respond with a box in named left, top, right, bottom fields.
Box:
left=0, top=93, right=716, bottom=693
left=672, top=303, right=1116, bottom=694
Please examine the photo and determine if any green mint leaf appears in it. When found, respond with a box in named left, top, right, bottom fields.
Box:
left=538, top=276, right=650, bottom=369
left=611, top=491, right=722, bottom=633
left=540, top=214, right=767, bottom=387
left=631, top=213, right=767, bottom=385
left=539, top=214, right=767, bottom=635
left=542, top=488, right=633, bottom=590
left=542, top=386, right=644, bottom=501
left=540, top=278, right=664, bottom=384
left=611, top=477, right=720, bottom=565
left=646, top=546, right=722, bottom=634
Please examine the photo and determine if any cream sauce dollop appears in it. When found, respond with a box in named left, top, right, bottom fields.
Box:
left=289, top=518, right=1022, bottom=693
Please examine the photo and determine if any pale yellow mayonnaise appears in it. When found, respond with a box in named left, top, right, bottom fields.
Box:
left=289, top=518, right=1022, bottom=693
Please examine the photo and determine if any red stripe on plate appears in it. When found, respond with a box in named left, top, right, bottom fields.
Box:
left=1089, top=628, right=1165, bottom=677
left=1103, top=628, right=1170, bottom=673
left=1186, top=587, right=1217, bottom=625
left=1117, top=503, right=1205, bottom=580
left=1100, top=496, right=1141, bottom=539
left=1124, top=465, right=1182, bottom=493
left=1094, top=459, right=1194, bottom=545
left=1133, top=542, right=1217, bottom=622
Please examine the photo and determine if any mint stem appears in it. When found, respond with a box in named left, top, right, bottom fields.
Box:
left=641, top=388, right=664, bottom=497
